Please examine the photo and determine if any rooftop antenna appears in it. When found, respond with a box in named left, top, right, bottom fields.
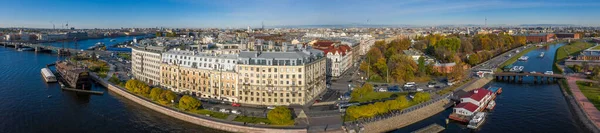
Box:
left=50, top=21, right=55, bottom=30
left=485, top=17, right=487, bottom=28
left=261, top=21, right=264, bottom=30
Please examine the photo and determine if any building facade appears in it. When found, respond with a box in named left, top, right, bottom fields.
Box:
left=236, top=49, right=327, bottom=106
left=132, top=46, right=163, bottom=86
left=160, top=49, right=239, bottom=102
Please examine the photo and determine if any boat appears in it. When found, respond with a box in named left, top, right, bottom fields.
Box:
left=518, top=56, right=529, bottom=61
left=539, top=52, right=545, bottom=58
left=487, top=86, right=503, bottom=95
left=486, top=100, right=496, bottom=110
left=41, top=68, right=57, bottom=83
left=88, top=42, right=106, bottom=50
left=518, top=66, right=524, bottom=72
left=110, top=39, right=116, bottom=42
left=55, top=61, right=92, bottom=90
left=467, top=112, right=487, bottom=129
left=17, top=47, right=34, bottom=51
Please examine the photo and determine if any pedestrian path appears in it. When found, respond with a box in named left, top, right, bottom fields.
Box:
left=567, top=77, right=600, bottom=128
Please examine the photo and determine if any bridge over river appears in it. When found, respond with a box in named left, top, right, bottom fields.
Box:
left=494, top=72, right=565, bottom=83
left=0, top=41, right=112, bottom=56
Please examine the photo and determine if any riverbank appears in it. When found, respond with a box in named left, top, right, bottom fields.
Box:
left=561, top=78, right=600, bottom=133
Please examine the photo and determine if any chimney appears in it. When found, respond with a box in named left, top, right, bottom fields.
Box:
left=474, top=90, right=478, bottom=94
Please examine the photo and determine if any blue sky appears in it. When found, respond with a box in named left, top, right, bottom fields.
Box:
left=1, top=0, right=599, bottom=28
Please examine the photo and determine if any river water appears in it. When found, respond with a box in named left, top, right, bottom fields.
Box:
left=0, top=36, right=222, bottom=132
left=394, top=43, right=586, bottom=133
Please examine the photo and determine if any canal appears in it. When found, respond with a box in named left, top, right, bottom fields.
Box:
left=394, top=43, right=586, bottom=133
left=0, top=36, right=223, bottom=132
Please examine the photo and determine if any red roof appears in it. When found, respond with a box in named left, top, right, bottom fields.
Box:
left=315, top=45, right=351, bottom=56
left=313, top=41, right=336, bottom=47
left=462, top=88, right=492, bottom=102
left=455, top=102, right=479, bottom=112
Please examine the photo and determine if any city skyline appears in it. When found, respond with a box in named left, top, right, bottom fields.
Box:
left=1, top=0, right=600, bottom=28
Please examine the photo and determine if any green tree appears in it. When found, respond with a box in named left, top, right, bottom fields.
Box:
left=468, top=54, right=481, bottom=66
left=178, top=95, right=202, bottom=111
left=158, top=90, right=177, bottom=105
left=350, top=83, right=374, bottom=101
left=108, top=74, right=120, bottom=85
left=396, top=96, right=411, bottom=108
left=149, top=87, right=163, bottom=101
left=373, top=102, right=389, bottom=115
left=267, top=106, right=294, bottom=125
left=417, top=56, right=426, bottom=76
left=413, top=92, right=431, bottom=103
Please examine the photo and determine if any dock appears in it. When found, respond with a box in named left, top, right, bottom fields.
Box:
left=61, top=87, right=104, bottom=95
left=58, top=81, right=104, bottom=95
left=412, top=124, right=445, bottom=133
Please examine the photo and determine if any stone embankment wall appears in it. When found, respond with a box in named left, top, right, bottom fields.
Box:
left=461, top=78, right=493, bottom=92
left=91, top=74, right=307, bottom=133
left=558, top=80, right=600, bottom=133
left=362, top=99, right=450, bottom=133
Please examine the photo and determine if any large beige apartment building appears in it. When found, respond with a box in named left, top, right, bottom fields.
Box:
left=236, top=48, right=327, bottom=106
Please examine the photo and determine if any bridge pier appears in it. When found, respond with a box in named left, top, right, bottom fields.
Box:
left=533, top=76, right=538, bottom=84
left=546, top=77, right=550, bottom=84
left=518, top=76, right=523, bottom=83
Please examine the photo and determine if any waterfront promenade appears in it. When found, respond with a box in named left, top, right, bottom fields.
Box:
left=567, top=77, right=600, bottom=130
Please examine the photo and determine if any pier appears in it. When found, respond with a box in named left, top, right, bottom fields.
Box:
left=61, top=87, right=104, bottom=95
left=411, top=124, right=445, bottom=133
left=494, top=72, right=564, bottom=83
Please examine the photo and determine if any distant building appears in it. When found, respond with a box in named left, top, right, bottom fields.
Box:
left=132, top=46, right=164, bottom=86
left=565, top=44, right=600, bottom=66
left=555, top=33, right=580, bottom=39
left=516, top=33, right=555, bottom=43
left=311, top=40, right=353, bottom=78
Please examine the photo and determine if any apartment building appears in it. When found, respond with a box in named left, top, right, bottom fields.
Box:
left=160, top=49, right=239, bottom=102
left=132, top=46, right=163, bottom=86
left=236, top=48, right=327, bottom=106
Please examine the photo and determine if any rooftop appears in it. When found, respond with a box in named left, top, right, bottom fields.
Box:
left=455, top=102, right=479, bottom=112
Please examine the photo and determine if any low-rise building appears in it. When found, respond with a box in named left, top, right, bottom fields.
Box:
left=312, top=40, right=353, bottom=78
left=555, top=33, right=580, bottom=39
left=516, top=33, right=555, bottom=43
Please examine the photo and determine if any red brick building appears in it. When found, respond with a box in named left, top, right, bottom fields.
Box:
left=517, top=33, right=555, bottom=43
left=555, top=33, right=580, bottom=39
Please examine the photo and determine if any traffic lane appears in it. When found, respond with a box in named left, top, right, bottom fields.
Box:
left=201, top=102, right=269, bottom=117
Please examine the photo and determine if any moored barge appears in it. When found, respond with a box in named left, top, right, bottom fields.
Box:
left=55, top=61, right=92, bottom=90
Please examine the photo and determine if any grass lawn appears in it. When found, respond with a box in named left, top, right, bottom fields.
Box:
left=576, top=81, right=600, bottom=111
left=117, top=53, right=131, bottom=60
left=555, top=41, right=594, bottom=61
left=351, top=92, right=406, bottom=103
left=591, top=45, right=600, bottom=50
left=191, top=109, right=230, bottom=119
left=234, top=115, right=271, bottom=124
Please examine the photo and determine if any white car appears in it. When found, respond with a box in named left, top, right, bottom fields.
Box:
left=530, top=71, right=537, bottom=74
left=404, top=82, right=416, bottom=88
left=219, top=109, right=230, bottom=113
left=416, top=88, right=424, bottom=92
left=231, top=110, right=241, bottom=115
left=544, top=71, right=554, bottom=75
left=378, top=88, right=387, bottom=92
left=267, top=106, right=276, bottom=110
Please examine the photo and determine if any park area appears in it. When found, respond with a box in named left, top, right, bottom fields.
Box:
left=576, top=81, right=600, bottom=110
left=555, top=41, right=594, bottom=61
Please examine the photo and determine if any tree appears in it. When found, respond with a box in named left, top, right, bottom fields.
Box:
left=158, top=90, right=177, bottom=105
left=179, top=95, right=202, bottom=111
left=461, top=38, right=474, bottom=53
left=413, top=92, right=431, bottom=103
left=417, top=56, right=426, bottom=76
left=149, top=87, right=163, bottom=101
left=109, top=74, right=120, bottom=85
left=351, top=83, right=374, bottom=101
left=396, top=96, right=411, bottom=108
left=514, top=36, right=527, bottom=46
left=267, top=106, right=294, bottom=125
left=373, top=102, right=389, bottom=115
left=468, top=54, right=481, bottom=66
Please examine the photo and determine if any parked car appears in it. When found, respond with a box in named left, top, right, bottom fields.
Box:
left=267, top=106, right=276, bottom=110
left=530, top=71, right=537, bottom=74
left=378, top=88, right=387, bottom=92
left=231, top=102, right=241, bottom=107
left=416, top=88, right=424, bottom=92
left=219, top=108, right=230, bottom=113
left=544, top=71, right=554, bottom=75
left=231, top=110, right=241, bottom=115
left=404, top=82, right=416, bottom=88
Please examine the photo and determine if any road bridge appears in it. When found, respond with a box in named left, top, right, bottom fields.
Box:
left=0, top=42, right=111, bottom=56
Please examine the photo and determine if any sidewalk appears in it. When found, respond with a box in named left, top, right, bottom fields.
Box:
left=567, top=77, right=600, bottom=128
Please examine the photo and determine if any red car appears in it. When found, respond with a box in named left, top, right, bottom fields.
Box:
left=231, top=103, right=241, bottom=107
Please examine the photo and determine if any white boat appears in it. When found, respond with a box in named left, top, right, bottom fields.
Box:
left=518, top=56, right=529, bottom=61
left=41, top=68, right=57, bottom=83
left=110, top=39, right=116, bottom=42
left=518, top=66, right=524, bottom=72
left=17, top=47, right=34, bottom=51
left=486, top=100, right=496, bottom=110
left=539, top=52, right=545, bottom=58
left=467, top=112, right=487, bottom=129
